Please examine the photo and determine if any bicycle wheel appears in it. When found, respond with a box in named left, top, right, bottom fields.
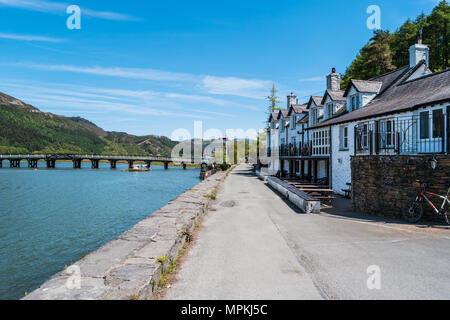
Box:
left=444, top=211, right=450, bottom=225
left=402, top=199, right=424, bottom=223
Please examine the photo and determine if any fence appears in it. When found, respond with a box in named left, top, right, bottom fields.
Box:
left=354, top=111, right=449, bottom=155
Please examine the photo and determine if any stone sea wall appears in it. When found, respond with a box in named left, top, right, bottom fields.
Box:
left=24, top=170, right=229, bottom=300
left=351, top=155, right=450, bottom=219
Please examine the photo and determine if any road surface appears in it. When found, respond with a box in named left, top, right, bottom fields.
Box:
left=164, top=165, right=450, bottom=300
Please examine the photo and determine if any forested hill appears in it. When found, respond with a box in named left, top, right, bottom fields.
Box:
left=341, top=0, right=449, bottom=89
left=0, top=92, right=178, bottom=156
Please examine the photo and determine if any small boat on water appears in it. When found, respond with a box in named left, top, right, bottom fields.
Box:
left=129, top=165, right=151, bottom=172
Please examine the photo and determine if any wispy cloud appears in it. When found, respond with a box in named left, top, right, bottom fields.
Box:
left=11, top=62, right=197, bottom=82
left=8, top=62, right=273, bottom=100
left=297, top=76, right=324, bottom=82
left=200, top=76, right=272, bottom=99
left=0, top=32, right=64, bottom=42
left=0, top=0, right=138, bottom=21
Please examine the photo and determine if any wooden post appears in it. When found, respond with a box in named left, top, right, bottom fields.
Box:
left=313, top=160, right=318, bottom=183
left=0, top=160, right=2, bottom=168
left=164, top=162, right=169, bottom=170
left=91, top=160, right=99, bottom=169
left=308, top=160, right=312, bottom=182
left=182, top=162, right=187, bottom=170
left=145, top=161, right=151, bottom=169
left=128, top=161, right=134, bottom=169
left=73, top=159, right=81, bottom=169
left=301, top=160, right=305, bottom=181
left=110, top=160, right=117, bottom=169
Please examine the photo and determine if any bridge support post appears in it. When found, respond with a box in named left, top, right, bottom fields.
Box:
left=164, top=162, right=169, bottom=170
left=0, top=160, right=2, bottom=168
left=91, top=160, right=99, bottom=169
left=73, top=159, right=82, bottom=169
left=10, top=160, right=21, bottom=168
left=128, top=161, right=134, bottom=169
left=182, top=162, right=187, bottom=170
left=46, top=160, right=56, bottom=169
left=28, top=160, right=38, bottom=168
left=110, top=160, right=117, bottom=169
left=145, top=161, right=152, bottom=169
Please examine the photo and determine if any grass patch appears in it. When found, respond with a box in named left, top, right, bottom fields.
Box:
left=157, top=255, right=167, bottom=264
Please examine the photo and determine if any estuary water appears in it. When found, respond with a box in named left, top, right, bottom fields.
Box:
left=0, top=161, right=200, bottom=300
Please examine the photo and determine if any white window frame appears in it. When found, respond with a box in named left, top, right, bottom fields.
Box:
left=340, top=126, right=349, bottom=150
left=380, top=119, right=395, bottom=149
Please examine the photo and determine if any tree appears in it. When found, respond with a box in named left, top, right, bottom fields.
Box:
left=342, top=1, right=450, bottom=88
left=342, top=30, right=396, bottom=89
left=265, top=84, right=281, bottom=126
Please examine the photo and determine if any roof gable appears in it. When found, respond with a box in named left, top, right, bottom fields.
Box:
left=321, top=90, right=345, bottom=105
left=343, top=80, right=382, bottom=97
left=307, top=96, right=323, bottom=109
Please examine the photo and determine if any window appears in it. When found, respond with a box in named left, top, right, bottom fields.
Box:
left=362, top=124, right=369, bottom=148
left=351, top=95, right=361, bottom=111
left=280, top=120, right=285, bottom=132
left=420, top=111, right=430, bottom=139
left=433, top=109, right=444, bottom=138
left=380, top=119, right=395, bottom=148
left=327, top=103, right=334, bottom=118
left=312, top=129, right=330, bottom=155
left=340, top=126, right=349, bottom=150
left=291, top=115, right=296, bottom=130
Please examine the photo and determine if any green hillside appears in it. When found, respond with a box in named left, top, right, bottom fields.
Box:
left=0, top=92, right=178, bottom=156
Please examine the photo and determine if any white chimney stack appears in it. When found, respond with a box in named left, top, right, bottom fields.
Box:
left=287, top=92, right=297, bottom=108
left=409, top=43, right=429, bottom=69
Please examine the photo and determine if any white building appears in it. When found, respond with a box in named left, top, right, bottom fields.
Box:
left=307, top=41, right=449, bottom=195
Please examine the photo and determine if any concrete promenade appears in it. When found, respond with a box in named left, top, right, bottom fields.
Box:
left=164, top=164, right=450, bottom=300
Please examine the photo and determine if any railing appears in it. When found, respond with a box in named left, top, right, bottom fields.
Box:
left=355, top=112, right=449, bottom=155
left=279, top=142, right=312, bottom=157
left=0, top=154, right=211, bottom=163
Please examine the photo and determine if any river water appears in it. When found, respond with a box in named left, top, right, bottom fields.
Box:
left=0, top=161, right=200, bottom=300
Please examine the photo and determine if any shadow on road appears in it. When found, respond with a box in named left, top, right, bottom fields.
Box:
left=323, top=196, right=450, bottom=230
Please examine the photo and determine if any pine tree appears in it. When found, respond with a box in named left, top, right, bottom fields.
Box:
left=265, top=85, right=281, bottom=126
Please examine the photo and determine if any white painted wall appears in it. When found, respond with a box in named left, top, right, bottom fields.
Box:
left=331, top=123, right=356, bottom=195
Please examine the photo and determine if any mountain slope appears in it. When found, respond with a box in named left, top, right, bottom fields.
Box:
left=0, top=93, right=178, bottom=156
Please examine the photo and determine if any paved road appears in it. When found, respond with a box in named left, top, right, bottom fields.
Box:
left=164, top=165, right=450, bottom=300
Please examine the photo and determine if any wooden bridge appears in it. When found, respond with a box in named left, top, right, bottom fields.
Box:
left=0, top=155, right=207, bottom=170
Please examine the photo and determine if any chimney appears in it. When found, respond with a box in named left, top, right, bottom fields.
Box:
left=409, top=43, right=429, bottom=69
left=287, top=92, right=297, bottom=108
left=326, top=68, right=341, bottom=91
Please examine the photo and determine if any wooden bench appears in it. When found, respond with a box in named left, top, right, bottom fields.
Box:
left=342, top=183, right=352, bottom=199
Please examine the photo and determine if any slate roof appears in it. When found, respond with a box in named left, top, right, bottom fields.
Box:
left=288, top=104, right=308, bottom=116
left=307, top=66, right=450, bottom=130
left=268, top=112, right=280, bottom=122
left=321, top=90, right=345, bottom=105
left=278, top=109, right=289, bottom=119
left=343, top=79, right=383, bottom=97
left=307, top=96, right=323, bottom=109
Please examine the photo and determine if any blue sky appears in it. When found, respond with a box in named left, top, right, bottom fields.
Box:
left=0, top=0, right=441, bottom=139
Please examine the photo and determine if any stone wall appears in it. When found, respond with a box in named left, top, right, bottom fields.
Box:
left=351, top=155, right=450, bottom=219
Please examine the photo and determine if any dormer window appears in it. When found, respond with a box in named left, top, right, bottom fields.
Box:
left=351, top=95, right=360, bottom=111
left=327, top=103, right=334, bottom=118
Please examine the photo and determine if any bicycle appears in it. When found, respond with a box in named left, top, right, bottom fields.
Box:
left=402, top=157, right=450, bottom=224
left=402, top=182, right=450, bottom=224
